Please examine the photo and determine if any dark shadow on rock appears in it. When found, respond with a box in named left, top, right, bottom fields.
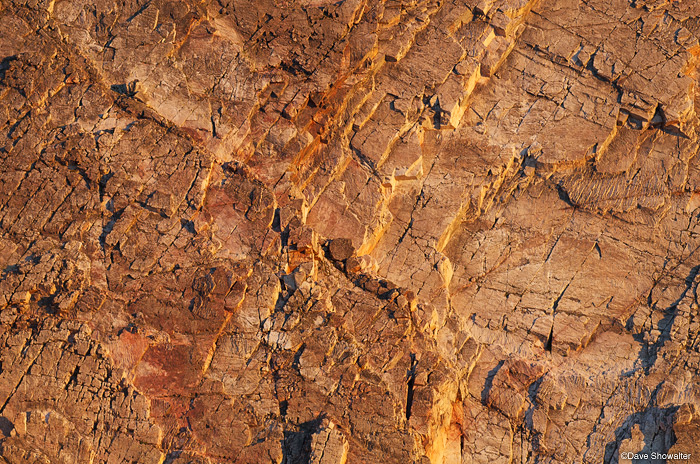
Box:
left=0, top=417, right=13, bottom=437
left=481, top=360, right=504, bottom=404
left=0, top=417, right=12, bottom=458
left=603, top=405, right=679, bottom=464
left=0, top=56, right=16, bottom=83
left=282, top=416, right=324, bottom=464
left=163, top=450, right=182, bottom=464
left=631, top=265, right=699, bottom=374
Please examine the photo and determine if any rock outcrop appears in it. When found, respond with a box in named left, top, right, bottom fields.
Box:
left=2, top=0, right=700, bottom=462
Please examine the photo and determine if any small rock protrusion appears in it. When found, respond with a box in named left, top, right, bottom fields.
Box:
left=345, top=256, right=362, bottom=273
left=327, top=238, right=354, bottom=262
left=309, top=419, right=348, bottom=464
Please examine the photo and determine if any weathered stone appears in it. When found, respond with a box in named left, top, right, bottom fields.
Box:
left=327, top=238, right=355, bottom=262
left=2, top=0, right=700, bottom=462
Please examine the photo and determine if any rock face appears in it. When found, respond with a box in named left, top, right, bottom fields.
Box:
left=1, top=0, right=700, bottom=462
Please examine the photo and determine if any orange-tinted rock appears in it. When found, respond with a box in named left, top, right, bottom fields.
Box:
left=2, top=0, right=700, bottom=462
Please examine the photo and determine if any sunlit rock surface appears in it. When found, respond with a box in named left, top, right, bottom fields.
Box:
left=2, top=0, right=700, bottom=462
